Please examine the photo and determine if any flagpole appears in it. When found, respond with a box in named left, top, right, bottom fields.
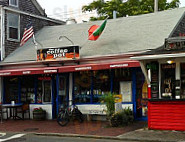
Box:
left=32, top=34, right=38, bottom=61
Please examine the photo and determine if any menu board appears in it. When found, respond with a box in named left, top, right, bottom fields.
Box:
left=150, top=62, right=159, bottom=98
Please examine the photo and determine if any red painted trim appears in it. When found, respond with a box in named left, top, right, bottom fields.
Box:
left=148, top=86, right=151, bottom=99
left=58, top=60, right=140, bottom=73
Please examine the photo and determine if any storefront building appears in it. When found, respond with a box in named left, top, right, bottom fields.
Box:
left=133, top=38, right=185, bottom=130
left=0, top=7, right=184, bottom=121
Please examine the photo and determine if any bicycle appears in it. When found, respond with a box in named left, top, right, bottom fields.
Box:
left=57, top=104, right=84, bottom=126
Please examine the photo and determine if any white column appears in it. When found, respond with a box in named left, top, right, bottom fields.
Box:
left=69, top=73, right=73, bottom=106
left=176, top=62, right=180, bottom=80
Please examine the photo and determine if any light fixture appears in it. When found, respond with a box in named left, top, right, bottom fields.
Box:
left=167, top=60, right=175, bottom=64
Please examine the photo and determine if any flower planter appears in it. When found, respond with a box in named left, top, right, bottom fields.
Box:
left=33, top=111, right=46, bottom=121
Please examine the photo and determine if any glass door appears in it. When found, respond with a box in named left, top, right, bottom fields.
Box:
left=57, top=75, right=69, bottom=114
left=42, top=80, right=52, bottom=103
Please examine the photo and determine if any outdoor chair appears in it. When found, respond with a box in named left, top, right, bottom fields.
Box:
left=0, top=105, right=8, bottom=123
left=17, top=104, right=30, bottom=120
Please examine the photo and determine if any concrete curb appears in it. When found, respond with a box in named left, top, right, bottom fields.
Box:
left=34, top=133, right=177, bottom=142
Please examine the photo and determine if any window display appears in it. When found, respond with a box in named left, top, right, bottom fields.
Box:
left=93, top=70, right=111, bottom=103
left=4, top=77, right=19, bottom=103
left=161, top=64, right=175, bottom=99
left=20, top=76, right=35, bottom=103
left=74, top=71, right=91, bottom=103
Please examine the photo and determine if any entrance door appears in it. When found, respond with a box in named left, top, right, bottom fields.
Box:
left=56, top=75, right=69, bottom=115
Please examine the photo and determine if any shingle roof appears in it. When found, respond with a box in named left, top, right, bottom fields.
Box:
left=3, top=7, right=185, bottom=63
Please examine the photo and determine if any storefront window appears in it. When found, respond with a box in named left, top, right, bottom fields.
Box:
left=20, top=76, right=35, bottom=103
left=93, top=70, right=111, bottom=103
left=113, top=68, right=132, bottom=102
left=4, top=77, right=19, bottom=103
left=74, top=71, right=91, bottom=104
left=161, top=64, right=175, bottom=99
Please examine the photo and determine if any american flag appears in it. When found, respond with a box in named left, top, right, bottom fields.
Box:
left=20, top=22, right=34, bottom=46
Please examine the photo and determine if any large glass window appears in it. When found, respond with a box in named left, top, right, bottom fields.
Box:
left=4, top=77, right=19, bottom=103
left=20, top=76, right=35, bottom=104
left=74, top=71, right=91, bottom=104
left=93, top=70, right=111, bottom=103
left=7, top=13, right=20, bottom=41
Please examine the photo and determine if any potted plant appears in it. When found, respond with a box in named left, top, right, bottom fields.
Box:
left=33, top=107, right=46, bottom=120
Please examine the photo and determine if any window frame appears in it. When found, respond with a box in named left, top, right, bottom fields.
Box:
left=7, top=12, right=20, bottom=42
left=9, top=0, right=19, bottom=7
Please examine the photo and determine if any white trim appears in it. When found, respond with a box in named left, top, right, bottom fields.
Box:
left=7, top=12, right=20, bottom=42
left=9, top=0, right=19, bottom=8
left=132, top=53, right=185, bottom=60
left=159, top=62, right=161, bottom=98
left=1, top=7, right=5, bottom=60
left=4, top=7, right=64, bottom=24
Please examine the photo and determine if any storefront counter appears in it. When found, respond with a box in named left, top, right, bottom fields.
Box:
left=148, top=99, right=185, bottom=131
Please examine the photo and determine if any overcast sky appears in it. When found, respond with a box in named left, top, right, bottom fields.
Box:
left=37, top=0, right=185, bottom=23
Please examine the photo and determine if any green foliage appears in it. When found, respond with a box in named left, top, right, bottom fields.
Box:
left=82, top=0, right=180, bottom=21
left=110, top=107, right=134, bottom=127
left=101, top=92, right=115, bottom=117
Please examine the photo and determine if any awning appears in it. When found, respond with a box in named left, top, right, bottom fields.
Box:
left=58, top=60, right=140, bottom=73
left=0, top=67, right=58, bottom=77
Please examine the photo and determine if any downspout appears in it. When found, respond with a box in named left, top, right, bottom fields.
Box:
left=1, top=6, right=5, bottom=61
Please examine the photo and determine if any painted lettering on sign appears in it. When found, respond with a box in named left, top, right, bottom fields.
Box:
left=44, top=70, right=57, bottom=73
left=37, top=46, right=80, bottom=61
left=75, top=67, right=92, bottom=71
left=22, top=71, right=31, bottom=74
left=0, top=72, right=11, bottom=76
left=110, top=64, right=128, bottom=68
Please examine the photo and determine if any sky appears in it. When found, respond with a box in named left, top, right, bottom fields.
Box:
left=37, top=0, right=185, bottom=23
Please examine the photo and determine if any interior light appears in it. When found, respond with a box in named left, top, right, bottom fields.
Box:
left=167, top=60, right=175, bottom=64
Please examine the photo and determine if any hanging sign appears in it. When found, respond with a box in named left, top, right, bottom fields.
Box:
left=37, top=46, right=80, bottom=61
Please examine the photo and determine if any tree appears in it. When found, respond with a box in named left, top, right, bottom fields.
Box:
left=82, top=0, right=180, bottom=21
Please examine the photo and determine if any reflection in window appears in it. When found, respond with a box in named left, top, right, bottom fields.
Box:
left=93, top=70, right=111, bottom=103
left=74, top=71, right=91, bottom=104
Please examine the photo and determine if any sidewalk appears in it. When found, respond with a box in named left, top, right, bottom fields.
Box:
left=0, top=120, right=146, bottom=136
left=1, top=120, right=185, bottom=142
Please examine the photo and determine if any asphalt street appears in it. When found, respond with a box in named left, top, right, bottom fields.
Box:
left=0, top=133, right=139, bottom=142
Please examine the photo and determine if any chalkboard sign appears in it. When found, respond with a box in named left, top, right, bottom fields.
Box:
left=150, top=62, right=159, bottom=98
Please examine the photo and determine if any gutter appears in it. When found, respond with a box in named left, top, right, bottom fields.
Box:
left=3, top=7, right=65, bottom=25
left=1, top=6, right=5, bottom=61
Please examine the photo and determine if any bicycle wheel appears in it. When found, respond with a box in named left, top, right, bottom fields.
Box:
left=57, top=111, right=70, bottom=126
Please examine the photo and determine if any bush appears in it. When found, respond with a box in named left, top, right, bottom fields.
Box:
left=110, top=107, right=134, bottom=127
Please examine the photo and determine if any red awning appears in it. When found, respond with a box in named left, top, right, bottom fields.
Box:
left=0, top=67, right=58, bottom=77
left=58, top=60, right=140, bottom=73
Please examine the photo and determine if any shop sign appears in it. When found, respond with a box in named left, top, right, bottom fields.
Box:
left=37, top=46, right=80, bottom=61
left=110, top=64, right=128, bottom=68
left=89, top=110, right=104, bottom=114
left=164, top=37, right=185, bottom=50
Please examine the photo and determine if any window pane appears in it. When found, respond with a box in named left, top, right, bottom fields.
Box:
left=93, top=70, right=111, bottom=103
left=74, top=72, right=91, bottom=104
left=10, top=0, right=18, bottom=6
left=20, top=76, right=35, bottom=104
left=161, top=64, right=175, bottom=99
left=4, top=77, right=19, bottom=103
left=43, top=81, right=51, bottom=103
left=8, top=13, right=19, bottom=27
left=9, top=27, right=18, bottom=39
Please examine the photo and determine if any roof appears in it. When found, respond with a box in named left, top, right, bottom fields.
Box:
left=3, top=7, right=185, bottom=63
